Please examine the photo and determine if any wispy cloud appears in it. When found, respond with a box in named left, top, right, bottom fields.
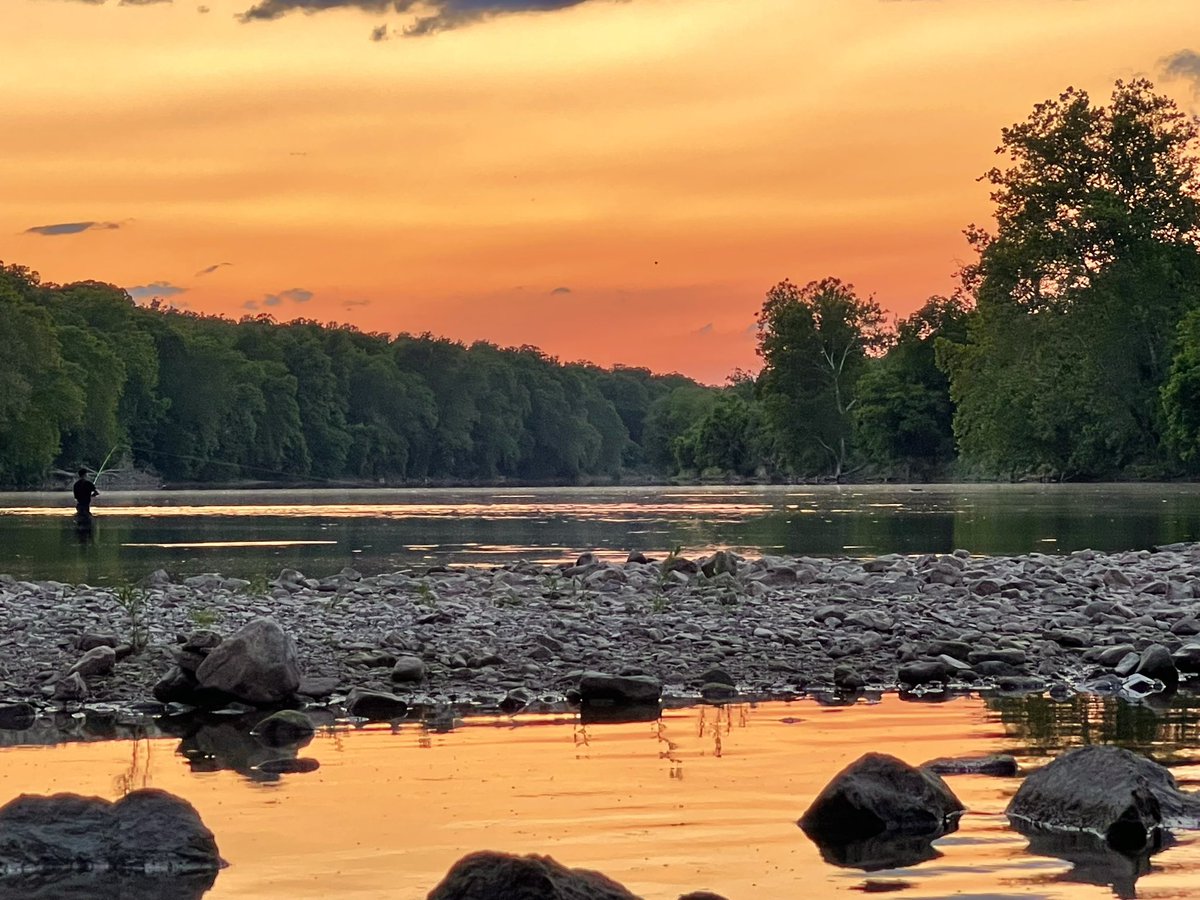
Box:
left=342, top=298, right=371, bottom=308
left=249, top=287, right=314, bottom=309
left=550, top=286, right=572, bottom=295
left=196, top=261, right=233, bottom=276
left=235, top=0, right=604, bottom=35
left=23, top=221, right=120, bottom=236
left=695, top=322, right=714, bottom=336
left=1161, top=49, right=1200, bottom=90
left=127, top=281, right=187, bottom=301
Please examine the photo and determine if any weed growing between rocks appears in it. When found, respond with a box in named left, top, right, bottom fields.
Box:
left=113, top=584, right=150, bottom=652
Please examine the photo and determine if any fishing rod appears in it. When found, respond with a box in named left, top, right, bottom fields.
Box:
left=91, top=443, right=123, bottom=488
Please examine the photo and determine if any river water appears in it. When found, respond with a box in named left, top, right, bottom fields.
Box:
left=4, top=483, right=1200, bottom=583
left=2, top=694, right=1200, bottom=899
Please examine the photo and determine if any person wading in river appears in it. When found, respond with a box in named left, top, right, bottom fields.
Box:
left=72, top=468, right=99, bottom=516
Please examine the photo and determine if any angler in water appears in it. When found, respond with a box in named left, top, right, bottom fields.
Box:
left=73, top=468, right=99, bottom=515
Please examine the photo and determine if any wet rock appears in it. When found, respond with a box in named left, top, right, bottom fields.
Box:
left=679, top=893, right=730, bottom=900
left=625, top=550, right=649, bottom=565
left=700, top=550, right=738, bottom=578
left=968, top=648, right=1027, bottom=667
left=0, top=702, right=35, bottom=731
left=344, top=688, right=408, bottom=721
left=391, top=656, right=427, bottom=683
left=195, top=618, right=301, bottom=706
left=833, top=665, right=865, bottom=691
left=255, top=757, right=320, bottom=775
left=252, top=710, right=315, bottom=748
left=75, top=632, right=119, bottom=652
left=0, top=789, right=222, bottom=873
left=1134, top=645, right=1178, bottom=692
left=579, top=671, right=662, bottom=705
left=1007, top=745, right=1200, bottom=850
left=922, top=754, right=1019, bottom=777
left=897, top=662, right=946, bottom=687
left=297, top=676, right=340, bottom=698
left=344, top=650, right=396, bottom=669
left=427, top=850, right=639, bottom=900
left=1097, top=645, right=1136, bottom=667
left=1114, top=652, right=1142, bottom=678
left=68, top=646, right=116, bottom=678
left=1172, top=643, right=1200, bottom=673
left=700, top=682, right=739, bottom=702
left=799, top=752, right=963, bottom=844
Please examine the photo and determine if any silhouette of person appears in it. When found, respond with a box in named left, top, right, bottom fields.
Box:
left=73, top=467, right=98, bottom=515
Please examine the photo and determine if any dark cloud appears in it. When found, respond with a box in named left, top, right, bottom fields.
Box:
left=695, top=322, right=714, bottom=336
left=119, top=0, right=172, bottom=5
left=196, top=261, right=233, bottom=276
left=1161, top=49, right=1200, bottom=88
left=369, top=23, right=389, bottom=40
left=253, top=287, right=314, bottom=308
left=342, top=298, right=371, bottom=308
left=236, top=0, right=601, bottom=35
left=23, top=221, right=120, bottom=236
left=198, top=4, right=210, bottom=11
left=127, top=281, right=187, bottom=300
left=550, top=286, right=572, bottom=295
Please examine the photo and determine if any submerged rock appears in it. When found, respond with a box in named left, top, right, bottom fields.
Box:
left=344, top=688, right=408, bottom=721
left=426, top=850, right=638, bottom=900
left=0, top=789, right=222, bottom=874
left=922, top=754, right=1020, bottom=777
left=1007, top=745, right=1200, bottom=850
left=195, top=618, right=301, bottom=706
left=251, top=710, right=315, bottom=748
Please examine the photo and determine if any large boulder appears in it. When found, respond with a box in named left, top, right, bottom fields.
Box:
left=345, top=688, right=408, bottom=721
left=0, top=789, right=222, bottom=874
left=195, top=618, right=300, bottom=705
left=799, top=752, right=963, bottom=870
left=1133, top=645, right=1179, bottom=691
left=1007, top=745, right=1200, bottom=850
left=426, top=850, right=638, bottom=899
left=578, top=672, right=662, bottom=705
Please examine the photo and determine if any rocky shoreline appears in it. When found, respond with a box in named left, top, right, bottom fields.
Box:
left=4, top=544, right=1200, bottom=717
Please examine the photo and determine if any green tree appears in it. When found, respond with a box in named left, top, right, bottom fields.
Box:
left=756, top=277, right=888, bottom=479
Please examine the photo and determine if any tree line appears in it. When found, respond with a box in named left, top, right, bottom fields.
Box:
left=4, top=79, right=1200, bottom=487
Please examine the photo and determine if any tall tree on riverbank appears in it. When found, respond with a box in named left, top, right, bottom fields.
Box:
left=756, top=278, right=889, bottom=479
left=941, top=80, right=1200, bottom=478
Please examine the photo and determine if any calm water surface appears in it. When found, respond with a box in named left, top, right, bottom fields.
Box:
left=4, top=483, right=1200, bottom=583
left=5, top=694, right=1200, bottom=899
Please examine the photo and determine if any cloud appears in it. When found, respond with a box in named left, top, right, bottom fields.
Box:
left=119, top=0, right=171, bottom=5
left=196, top=261, right=232, bottom=276
left=695, top=323, right=714, bottom=336
left=253, top=287, right=314, bottom=308
left=342, top=298, right=371, bottom=308
left=236, top=0, right=602, bottom=35
left=550, top=286, right=572, bottom=295
left=127, top=281, right=187, bottom=301
left=23, top=221, right=120, bottom=236
left=1161, top=49, right=1200, bottom=89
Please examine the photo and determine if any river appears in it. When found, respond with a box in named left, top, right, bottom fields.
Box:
left=4, top=483, right=1200, bottom=584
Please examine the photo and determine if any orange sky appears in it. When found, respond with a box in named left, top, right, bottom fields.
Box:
left=3, top=0, right=1200, bottom=383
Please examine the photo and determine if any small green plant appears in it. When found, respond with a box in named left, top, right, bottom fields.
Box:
left=414, top=582, right=438, bottom=607
left=189, top=606, right=221, bottom=628
left=113, top=583, right=150, bottom=652
left=542, top=572, right=562, bottom=599
left=657, top=544, right=684, bottom=589
left=243, top=573, right=270, bottom=597
left=495, top=590, right=523, bottom=608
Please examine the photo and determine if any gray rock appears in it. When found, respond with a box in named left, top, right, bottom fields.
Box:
left=1134, top=644, right=1179, bottom=691
left=0, top=702, right=35, bottom=730
left=701, top=550, right=738, bottom=578
left=1173, top=643, right=1200, bottom=673
left=195, top=618, right=301, bottom=706
left=897, top=662, right=946, bottom=687
left=344, top=688, right=408, bottom=721
left=427, top=851, right=638, bottom=900
left=75, top=632, right=119, bottom=652
left=833, top=665, right=865, bottom=691
left=0, top=789, right=221, bottom=874
left=391, top=656, right=427, bottom=683
left=1007, top=745, right=1200, bottom=849
left=52, top=673, right=88, bottom=702
left=251, top=710, right=315, bottom=748
left=68, top=646, right=116, bottom=678
left=1097, top=644, right=1136, bottom=667
left=1114, top=652, right=1142, bottom=677
left=922, top=754, right=1019, bottom=777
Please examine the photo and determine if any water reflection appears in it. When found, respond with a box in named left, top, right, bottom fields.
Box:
left=5, top=483, right=1200, bottom=582
left=0, top=870, right=217, bottom=900
left=1015, top=824, right=1166, bottom=900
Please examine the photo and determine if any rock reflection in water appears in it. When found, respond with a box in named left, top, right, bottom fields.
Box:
left=0, top=870, right=217, bottom=900
left=809, top=827, right=952, bottom=872
left=1013, top=823, right=1165, bottom=899
left=164, top=710, right=325, bottom=782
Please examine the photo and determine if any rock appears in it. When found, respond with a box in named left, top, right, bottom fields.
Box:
left=344, top=650, right=396, bottom=669
left=922, top=754, right=1019, bottom=777
left=1097, top=644, right=1136, bottom=667
left=625, top=550, right=649, bottom=564
left=968, top=648, right=1027, bottom=667
left=52, top=673, right=88, bottom=702
left=698, top=667, right=735, bottom=687
left=75, top=632, right=119, bottom=652
left=141, top=569, right=171, bottom=588
left=579, top=671, right=662, bottom=705
left=344, top=688, right=408, bottom=721
left=1173, top=643, right=1200, bottom=673
left=995, top=676, right=1047, bottom=694
left=297, top=675, right=340, bottom=698
left=255, top=757, right=320, bottom=775
left=0, top=702, right=36, bottom=730
left=427, top=850, right=639, bottom=900
left=1114, top=652, right=1142, bottom=678
left=897, top=662, right=946, bottom=687
left=194, top=618, right=301, bottom=706
left=68, top=646, right=116, bottom=678
left=391, top=656, right=427, bottom=683
left=0, top=789, right=222, bottom=873
left=1172, top=617, right=1200, bottom=636
left=700, top=550, right=738, bottom=578
left=153, top=666, right=201, bottom=705
left=1007, top=745, right=1200, bottom=850
left=252, top=710, right=315, bottom=748
left=700, top=682, right=739, bottom=702
left=679, top=894, right=730, bottom=900
left=833, top=665, right=865, bottom=691
left=799, top=752, right=964, bottom=841
left=1134, top=644, right=1179, bottom=691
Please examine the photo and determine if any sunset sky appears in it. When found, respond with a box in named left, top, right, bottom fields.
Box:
left=4, top=0, right=1200, bottom=383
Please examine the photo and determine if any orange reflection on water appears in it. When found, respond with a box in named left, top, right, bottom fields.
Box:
left=0, top=697, right=1198, bottom=898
